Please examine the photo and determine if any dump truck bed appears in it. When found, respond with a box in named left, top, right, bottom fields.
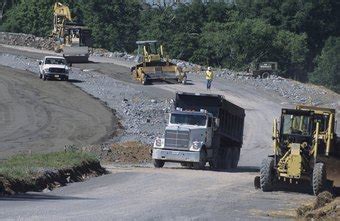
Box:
left=63, top=46, right=89, bottom=63
left=175, top=92, right=245, bottom=145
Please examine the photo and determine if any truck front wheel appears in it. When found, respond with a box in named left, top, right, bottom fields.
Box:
left=153, top=159, right=165, bottom=168
left=312, top=162, right=326, bottom=195
left=193, top=149, right=206, bottom=170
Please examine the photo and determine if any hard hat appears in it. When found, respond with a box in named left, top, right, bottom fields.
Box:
left=208, top=67, right=211, bottom=71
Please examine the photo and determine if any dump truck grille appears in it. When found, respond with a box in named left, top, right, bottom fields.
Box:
left=49, top=68, right=66, bottom=73
left=165, top=130, right=190, bottom=149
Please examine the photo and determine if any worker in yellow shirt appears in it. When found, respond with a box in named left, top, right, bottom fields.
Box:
left=206, top=67, right=214, bottom=90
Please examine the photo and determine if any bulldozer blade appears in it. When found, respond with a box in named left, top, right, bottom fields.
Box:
left=254, top=176, right=260, bottom=189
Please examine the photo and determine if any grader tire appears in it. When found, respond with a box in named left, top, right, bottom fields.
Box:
left=260, top=157, right=274, bottom=192
left=312, top=162, right=326, bottom=195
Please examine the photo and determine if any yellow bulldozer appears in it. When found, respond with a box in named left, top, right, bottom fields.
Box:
left=51, top=2, right=92, bottom=63
left=259, top=105, right=339, bottom=195
left=130, top=40, right=187, bottom=85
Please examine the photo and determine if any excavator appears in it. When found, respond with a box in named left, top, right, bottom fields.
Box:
left=51, top=2, right=91, bottom=63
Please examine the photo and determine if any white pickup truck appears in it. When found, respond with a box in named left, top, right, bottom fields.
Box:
left=38, top=56, right=71, bottom=81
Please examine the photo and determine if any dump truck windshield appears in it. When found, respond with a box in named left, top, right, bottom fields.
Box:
left=170, top=113, right=207, bottom=126
left=282, top=114, right=312, bottom=136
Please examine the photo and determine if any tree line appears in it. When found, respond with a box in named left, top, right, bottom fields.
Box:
left=1, top=0, right=339, bottom=92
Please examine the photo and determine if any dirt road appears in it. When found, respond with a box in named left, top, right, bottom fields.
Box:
left=0, top=65, right=115, bottom=159
left=1, top=45, right=338, bottom=220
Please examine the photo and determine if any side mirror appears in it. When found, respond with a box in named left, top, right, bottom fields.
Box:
left=39, top=61, right=42, bottom=65
left=164, top=113, right=169, bottom=123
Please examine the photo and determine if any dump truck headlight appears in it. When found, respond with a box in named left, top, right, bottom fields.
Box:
left=154, top=137, right=163, bottom=148
left=191, top=141, right=202, bottom=151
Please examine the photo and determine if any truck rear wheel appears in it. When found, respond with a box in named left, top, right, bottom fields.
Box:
left=312, top=162, right=326, bottom=195
left=262, top=72, right=270, bottom=78
left=153, top=159, right=165, bottom=168
left=224, top=148, right=233, bottom=170
left=260, top=157, right=274, bottom=192
left=231, top=147, right=240, bottom=169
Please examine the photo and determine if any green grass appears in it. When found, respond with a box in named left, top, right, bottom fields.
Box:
left=0, top=151, right=97, bottom=182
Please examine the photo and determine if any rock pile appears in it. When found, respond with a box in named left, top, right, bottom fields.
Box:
left=0, top=32, right=54, bottom=50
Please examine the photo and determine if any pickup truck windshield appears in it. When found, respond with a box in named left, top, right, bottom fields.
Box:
left=45, top=58, right=66, bottom=65
left=170, top=113, right=206, bottom=126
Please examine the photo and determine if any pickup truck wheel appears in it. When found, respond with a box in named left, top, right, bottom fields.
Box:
left=39, top=73, right=42, bottom=79
left=65, top=76, right=69, bottom=81
left=153, top=159, right=165, bottom=168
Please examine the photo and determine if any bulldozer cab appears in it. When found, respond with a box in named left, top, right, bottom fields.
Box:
left=136, top=40, right=164, bottom=63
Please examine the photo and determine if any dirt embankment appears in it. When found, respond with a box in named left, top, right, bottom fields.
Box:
left=297, top=191, right=340, bottom=219
left=0, top=160, right=106, bottom=195
left=83, top=141, right=152, bottom=165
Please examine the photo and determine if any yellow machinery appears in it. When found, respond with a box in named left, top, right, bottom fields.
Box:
left=51, top=2, right=91, bottom=63
left=130, top=40, right=187, bottom=85
left=260, top=105, right=339, bottom=195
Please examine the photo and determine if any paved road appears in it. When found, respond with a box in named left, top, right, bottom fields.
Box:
left=1, top=45, right=332, bottom=220
left=0, top=65, right=115, bottom=159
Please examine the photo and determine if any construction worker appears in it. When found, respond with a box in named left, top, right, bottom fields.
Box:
left=206, top=67, right=214, bottom=90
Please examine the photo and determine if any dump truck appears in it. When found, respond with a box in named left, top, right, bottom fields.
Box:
left=130, top=40, right=187, bottom=85
left=51, top=2, right=92, bottom=63
left=260, top=105, right=339, bottom=195
left=249, top=62, right=278, bottom=78
left=152, top=92, right=245, bottom=169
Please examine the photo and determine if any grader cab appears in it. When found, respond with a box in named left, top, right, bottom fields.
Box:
left=131, top=40, right=186, bottom=85
left=260, top=105, right=338, bottom=195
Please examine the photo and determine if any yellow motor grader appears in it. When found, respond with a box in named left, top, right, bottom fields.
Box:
left=259, top=105, right=339, bottom=195
left=130, top=40, right=187, bottom=85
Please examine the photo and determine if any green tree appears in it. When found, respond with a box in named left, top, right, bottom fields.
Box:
left=3, top=0, right=54, bottom=36
left=79, top=0, right=140, bottom=52
left=309, top=37, right=340, bottom=93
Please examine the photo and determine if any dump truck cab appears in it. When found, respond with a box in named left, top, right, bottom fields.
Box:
left=260, top=105, right=338, bottom=195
